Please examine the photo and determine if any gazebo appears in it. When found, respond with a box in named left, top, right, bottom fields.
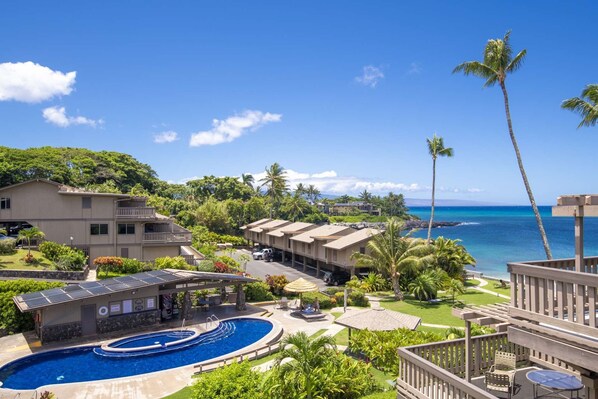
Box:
left=335, top=307, right=421, bottom=340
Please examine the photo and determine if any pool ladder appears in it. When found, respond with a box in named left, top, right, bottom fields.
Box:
left=205, top=314, right=220, bottom=329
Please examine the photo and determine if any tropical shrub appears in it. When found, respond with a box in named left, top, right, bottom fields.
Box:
left=191, top=225, right=246, bottom=247
left=154, top=256, right=190, bottom=270
left=213, top=261, right=231, bottom=273
left=334, top=291, right=370, bottom=307
left=243, top=282, right=275, bottom=302
left=121, top=258, right=151, bottom=274
left=192, top=360, right=263, bottom=399
left=39, top=241, right=71, bottom=261
left=0, top=280, right=64, bottom=335
left=0, top=238, right=17, bottom=255
left=302, top=292, right=335, bottom=309
left=93, top=256, right=124, bottom=275
left=323, top=286, right=344, bottom=296
left=216, top=255, right=239, bottom=271
left=349, top=329, right=443, bottom=374
left=265, top=274, right=289, bottom=295
left=197, top=259, right=216, bottom=272
left=54, top=251, right=87, bottom=271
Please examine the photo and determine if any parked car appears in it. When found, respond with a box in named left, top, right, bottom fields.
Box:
left=323, top=270, right=351, bottom=286
left=252, top=248, right=273, bottom=260
left=0, top=233, right=11, bottom=240
left=263, top=249, right=283, bottom=262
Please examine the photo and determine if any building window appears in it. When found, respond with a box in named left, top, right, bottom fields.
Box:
left=288, top=239, right=291, bottom=248
left=307, top=244, right=312, bottom=253
left=360, top=246, right=366, bottom=254
left=333, top=251, right=337, bottom=261
left=82, top=197, right=91, bottom=209
left=0, top=197, right=10, bottom=209
left=302, top=243, right=306, bottom=252
left=90, top=223, right=108, bottom=235
left=118, top=223, right=135, bottom=235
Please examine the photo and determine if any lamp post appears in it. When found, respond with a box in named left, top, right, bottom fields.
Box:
left=69, top=236, right=74, bottom=248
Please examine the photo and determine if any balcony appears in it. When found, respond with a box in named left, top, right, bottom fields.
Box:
left=142, top=231, right=192, bottom=244
left=116, top=207, right=156, bottom=219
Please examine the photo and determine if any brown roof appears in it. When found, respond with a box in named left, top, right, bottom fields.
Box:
left=291, top=225, right=353, bottom=244
left=240, top=218, right=271, bottom=230
left=324, top=228, right=381, bottom=250
left=0, top=179, right=129, bottom=198
left=267, top=222, right=315, bottom=237
left=249, top=219, right=291, bottom=233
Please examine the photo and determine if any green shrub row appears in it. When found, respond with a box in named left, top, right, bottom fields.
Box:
left=39, top=241, right=88, bottom=271
left=334, top=290, right=370, bottom=307
left=0, top=238, right=16, bottom=255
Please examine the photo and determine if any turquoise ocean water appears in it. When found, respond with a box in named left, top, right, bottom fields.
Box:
left=409, top=206, right=598, bottom=279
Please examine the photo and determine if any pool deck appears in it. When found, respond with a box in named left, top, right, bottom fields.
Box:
left=0, top=302, right=335, bottom=399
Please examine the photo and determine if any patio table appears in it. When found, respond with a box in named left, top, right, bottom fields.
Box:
left=526, top=370, right=583, bottom=398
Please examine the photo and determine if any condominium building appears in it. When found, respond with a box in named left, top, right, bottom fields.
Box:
left=0, top=179, right=199, bottom=264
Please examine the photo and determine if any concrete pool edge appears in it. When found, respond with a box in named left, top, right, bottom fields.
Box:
left=0, top=316, right=283, bottom=398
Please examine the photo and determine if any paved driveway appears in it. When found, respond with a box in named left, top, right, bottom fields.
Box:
left=240, top=251, right=327, bottom=290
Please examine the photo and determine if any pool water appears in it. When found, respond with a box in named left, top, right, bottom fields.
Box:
left=110, top=330, right=194, bottom=348
left=0, top=318, right=273, bottom=390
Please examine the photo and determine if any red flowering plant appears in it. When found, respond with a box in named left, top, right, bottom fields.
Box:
left=93, top=256, right=124, bottom=276
left=213, top=261, right=230, bottom=273
left=265, top=274, right=289, bottom=295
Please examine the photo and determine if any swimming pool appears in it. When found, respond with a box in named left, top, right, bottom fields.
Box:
left=0, top=318, right=274, bottom=390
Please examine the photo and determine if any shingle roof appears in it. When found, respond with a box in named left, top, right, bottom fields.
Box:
left=267, top=222, right=315, bottom=237
left=335, top=307, right=421, bottom=331
left=290, top=225, right=353, bottom=244
left=240, top=218, right=271, bottom=230
left=323, top=228, right=381, bottom=250
left=249, top=219, right=290, bottom=233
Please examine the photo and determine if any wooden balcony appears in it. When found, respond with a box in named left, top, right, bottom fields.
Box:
left=142, top=231, right=192, bottom=244
left=507, top=257, right=598, bottom=372
left=116, top=207, right=156, bottom=218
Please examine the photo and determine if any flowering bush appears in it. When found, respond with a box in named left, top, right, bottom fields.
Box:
left=265, top=274, right=289, bottom=295
left=214, top=261, right=231, bottom=273
left=93, top=256, right=124, bottom=275
left=154, top=256, right=190, bottom=270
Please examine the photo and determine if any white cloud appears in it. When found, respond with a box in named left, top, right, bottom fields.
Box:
left=42, top=106, right=103, bottom=128
left=407, top=62, right=422, bottom=75
left=189, top=110, right=282, bottom=147
left=0, top=62, right=76, bottom=103
left=250, top=168, right=481, bottom=196
left=355, top=65, right=384, bottom=88
left=154, top=131, right=178, bottom=143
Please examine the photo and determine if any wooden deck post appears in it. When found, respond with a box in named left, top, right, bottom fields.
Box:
left=465, top=320, right=472, bottom=382
left=574, top=207, right=584, bottom=272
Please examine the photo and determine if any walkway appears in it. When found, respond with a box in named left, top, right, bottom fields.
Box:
left=471, top=278, right=511, bottom=300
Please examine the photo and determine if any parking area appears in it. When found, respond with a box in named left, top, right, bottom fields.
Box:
left=241, top=250, right=328, bottom=291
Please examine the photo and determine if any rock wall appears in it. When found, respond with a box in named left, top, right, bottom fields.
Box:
left=0, top=266, right=89, bottom=281
left=41, top=322, right=82, bottom=343
left=96, top=310, right=160, bottom=334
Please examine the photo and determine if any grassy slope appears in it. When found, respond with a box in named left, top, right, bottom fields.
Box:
left=0, top=249, right=54, bottom=270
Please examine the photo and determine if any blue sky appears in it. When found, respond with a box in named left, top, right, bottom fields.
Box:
left=0, top=1, right=595, bottom=205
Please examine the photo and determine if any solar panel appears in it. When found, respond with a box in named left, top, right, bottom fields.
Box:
left=67, top=289, right=91, bottom=299
left=23, top=297, right=50, bottom=308
left=124, top=279, right=147, bottom=288
left=108, top=283, right=129, bottom=291
left=21, top=291, right=44, bottom=300
left=138, top=276, right=162, bottom=284
left=79, top=281, right=103, bottom=289
left=158, top=274, right=181, bottom=282
left=46, top=293, right=71, bottom=304
left=43, top=288, right=66, bottom=296
left=88, top=286, right=111, bottom=295
left=63, top=285, right=81, bottom=292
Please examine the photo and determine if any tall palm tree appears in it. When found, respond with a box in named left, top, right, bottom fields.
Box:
left=351, top=218, right=435, bottom=300
left=426, top=133, right=454, bottom=242
left=240, top=173, right=255, bottom=188
left=18, top=227, right=45, bottom=257
left=295, top=182, right=307, bottom=197
left=274, top=331, right=337, bottom=399
left=284, top=193, right=310, bottom=221
left=306, top=184, right=321, bottom=203
left=561, top=84, right=598, bottom=128
left=453, top=30, right=552, bottom=259
left=259, top=162, right=288, bottom=218
left=359, top=189, right=372, bottom=204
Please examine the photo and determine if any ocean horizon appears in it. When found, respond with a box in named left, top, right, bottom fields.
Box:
left=408, top=206, right=598, bottom=279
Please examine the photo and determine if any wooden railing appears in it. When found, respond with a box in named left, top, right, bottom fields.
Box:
left=517, top=256, right=598, bottom=274
left=508, top=261, right=598, bottom=340
left=143, top=232, right=192, bottom=243
left=397, top=333, right=528, bottom=399
left=116, top=207, right=156, bottom=218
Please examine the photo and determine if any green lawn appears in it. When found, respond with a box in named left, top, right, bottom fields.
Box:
left=96, top=271, right=130, bottom=280
left=162, top=386, right=192, bottom=399
left=359, top=391, right=396, bottom=399
left=417, top=325, right=452, bottom=335
left=380, top=289, right=507, bottom=327
left=478, top=279, right=511, bottom=297
left=0, top=249, right=54, bottom=270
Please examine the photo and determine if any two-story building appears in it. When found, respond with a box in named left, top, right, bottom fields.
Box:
left=0, top=179, right=197, bottom=264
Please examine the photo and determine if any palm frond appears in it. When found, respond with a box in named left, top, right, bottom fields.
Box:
left=506, top=49, right=527, bottom=73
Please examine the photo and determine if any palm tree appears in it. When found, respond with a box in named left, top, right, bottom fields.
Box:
left=259, top=163, right=288, bottom=218
left=561, top=84, right=598, bottom=128
left=295, top=182, right=307, bottom=197
left=408, top=272, right=437, bottom=302
left=445, top=278, right=466, bottom=303
left=283, top=193, right=310, bottom=221
left=18, top=227, right=45, bottom=257
left=433, top=237, right=476, bottom=278
left=351, top=218, right=435, bottom=300
left=240, top=173, right=255, bottom=188
left=453, top=31, right=552, bottom=259
left=306, top=184, right=321, bottom=203
left=426, top=133, right=454, bottom=242
left=359, top=189, right=372, bottom=204
left=274, top=331, right=337, bottom=399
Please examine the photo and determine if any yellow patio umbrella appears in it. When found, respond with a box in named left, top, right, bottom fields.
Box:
left=283, top=278, right=318, bottom=308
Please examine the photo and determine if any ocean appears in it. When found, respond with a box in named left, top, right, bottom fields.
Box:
left=408, top=206, right=598, bottom=279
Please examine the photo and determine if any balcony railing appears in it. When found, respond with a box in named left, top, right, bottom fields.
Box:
left=508, top=258, right=598, bottom=341
left=116, top=207, right=156, bottom=218
left=143, top=232, right=192, bottom=243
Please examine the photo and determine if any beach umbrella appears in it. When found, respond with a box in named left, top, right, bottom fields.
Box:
left=335, top=307, right=421, bottom=341
left=283, top=278, right=318, bottom=308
